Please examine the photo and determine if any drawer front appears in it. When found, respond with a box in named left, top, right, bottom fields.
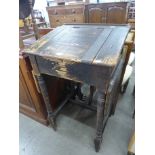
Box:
left=65, top=7, right=84, bottom=14
left=36, top=56, right=110, bottom=89
left=49, top=14, right=84, bottom=27
left=47, top=7, right=84, bottom=15
left=49, top=15, right=65, bottom=27
left=48, top=9, right=66, bottom=15
left=65, top=14, right=84, bottom=23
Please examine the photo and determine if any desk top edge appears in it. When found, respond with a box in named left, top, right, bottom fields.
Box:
left=24, top=24, right=130, bottom=66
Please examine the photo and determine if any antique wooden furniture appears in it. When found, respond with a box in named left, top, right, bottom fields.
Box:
left=19, top=52, right=68, bottom=125
left=24, top=24, right=130, bottom=151
left=19, top=32, right=47, bottom=124
left=20, top=0, right=66, bottom=125
left=124, top=30, right=135, bottom=65
left=19, top=28, right=68, bottom=124
left=19, top=52, right=47, bottom=124
left=109, top=29, right=135, bottom=113
left=85, top=2, right=128, bottom=24
left=46, top=3, right=85, bottom=27
left=128, top=0, right=135, bottom=29
left=120, top=30, right=135, bottom=94
left=19, top=0, right=63, bottom=124
left=46, top=2, right=129, bottom=28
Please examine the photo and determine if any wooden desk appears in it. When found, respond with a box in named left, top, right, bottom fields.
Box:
left=24, top=24, right=130, bottom=152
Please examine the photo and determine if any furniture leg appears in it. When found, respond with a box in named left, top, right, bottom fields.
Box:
left=76, top=83, right=83, bottom=100
left=132, top=85, right=135, bottom=97
left=94, top=90, right=106, bottom=152
left=88, top=86, right=96, bottom=105
left=132, top=85, right=135, bottom=119
left=28, top=0, right=40, bottom=40
left=23, top=19, right=29, bottom=34
left=35, top=74, right=56, bottom=130
left=132, top=110, right=135, bottom=119
left=120, top=79, right=129, bottom=94
left=68, top=81, right=76, bottom=99
left=110, top=89, right=119, bottom=115
left=110, top=77, right=122, bottom=115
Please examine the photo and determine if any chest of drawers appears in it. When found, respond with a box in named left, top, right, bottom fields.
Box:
left=46, top=4, right=85, bottom=27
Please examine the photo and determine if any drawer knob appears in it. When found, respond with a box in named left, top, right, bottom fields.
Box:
left=56, top=19, right=59, bottom=22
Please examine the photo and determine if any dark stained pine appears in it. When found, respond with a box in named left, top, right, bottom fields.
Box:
left=24, top=24, right=130, bottom=152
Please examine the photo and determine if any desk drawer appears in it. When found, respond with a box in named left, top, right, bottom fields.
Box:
left=36, top=56, right=81, bottom=82
left=49, top=14, right=84, bottom=27
left=49, top=15, right=66, bottom=27
left=65, top=7, right=84, bottom=14
left=36, top=56, right=111, bottom=89
left=48, top=8, right=65, bottom=15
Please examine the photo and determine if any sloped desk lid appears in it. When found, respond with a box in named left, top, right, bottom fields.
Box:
left=24, top=24, right=130, bottom=66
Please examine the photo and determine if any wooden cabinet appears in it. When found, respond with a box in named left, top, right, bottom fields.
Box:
left=19, top=69, right=35, bottom=111
left=47, top=2, right=128, bottom=28
left=46, top=4, right=85, bottom=28
left=19, top=53, right=68, bottom=125
left=19, top=54, right=48, bottom=125
left=19, top=28, right=68, bottom=125
left=85, top=2, right=128, bottom=24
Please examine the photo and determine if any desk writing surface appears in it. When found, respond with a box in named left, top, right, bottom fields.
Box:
left=25, top=24, right=130, bottom=66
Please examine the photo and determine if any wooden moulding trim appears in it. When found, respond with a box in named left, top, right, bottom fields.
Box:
left=20, top=108, right=48, bottom=126
left=19, top=56, right=46, bottom=118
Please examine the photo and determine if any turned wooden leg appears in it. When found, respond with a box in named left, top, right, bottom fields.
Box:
left=36, top=74, right=56, bottom=130
left=23, top=19, right=29, bottom=34
left=94, top=90, right=106, bottom=152
left=120, top=79, right=129, bottom=94
left=88, top=86, right=96, bottom=105
left=28, top=0, right=40, bottom=40
left=110, top=81, right=121, bottom=115
left=76, top=83, right=83, bottom=100
left=132, top=85, right=135, bottom=97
